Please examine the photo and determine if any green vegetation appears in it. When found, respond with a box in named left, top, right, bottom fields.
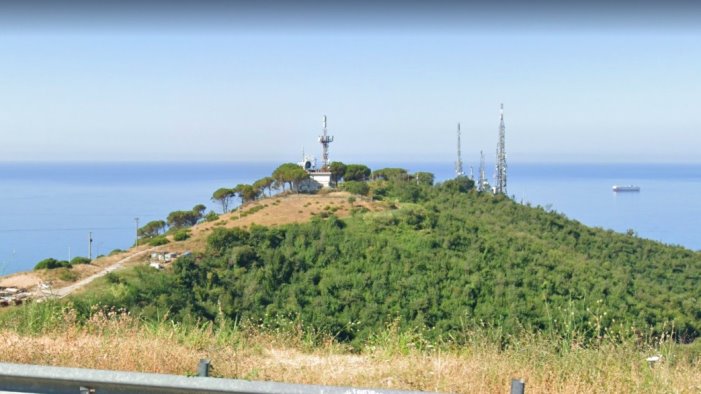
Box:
left=166, top=205, right=207, bottom=229
left=329, top=161, right=347, bottom=184
left=34, top=258, right=71, bottom=270
left=341, top=180, right=370, bottom=196
left=211, top=187, right=235, bottom=213
left=70, top=256, right=92, bottom=265
left=148, top=236, right=170, bottom=246
left=253, top=176, right=275, bottom=197
left=343, top=164, right=371, bottom=181
left=58, top=268, right=78, bottom=282
left=204, top=211, right=219, bottom=222
left=138, top=220, right=166, bottom=239
left=233, top=183, right=260, bottom=204
left=66, top=167, right=700, bottom=349
left=272, top=163, right=309, bottom=192
left=173, top=229, right=191, bottom=241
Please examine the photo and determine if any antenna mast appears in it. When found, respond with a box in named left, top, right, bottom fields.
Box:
left=455, top=122, right=464, bottom=177
left=318, top=115, right=334, bottom=171
left=495, top=103, right=507, bottom=194
left=478, top=150, right=487, bottom=192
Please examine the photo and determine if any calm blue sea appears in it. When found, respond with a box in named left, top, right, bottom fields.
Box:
left=0, top=162, right=699, bottom=274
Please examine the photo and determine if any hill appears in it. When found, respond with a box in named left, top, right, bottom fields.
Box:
left=0, top=191, right=381, bottom=295
left=0, top=172, right=700, bottom=393
left=64, top=175, right=701, bottom=345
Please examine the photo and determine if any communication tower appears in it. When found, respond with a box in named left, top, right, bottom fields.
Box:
left=318, top=115, right=334, bottom=171
left=455, top=122, right=464, bottom=177
left=478, top=150, right=487, bottom=192
left=494, top=103, right=507, bottom=194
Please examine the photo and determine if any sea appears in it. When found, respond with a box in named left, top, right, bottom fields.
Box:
left=0, top=162, right=699, bottom=275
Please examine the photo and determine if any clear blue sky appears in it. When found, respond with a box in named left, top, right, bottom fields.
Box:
left=0, top=2, right=699, bottom=163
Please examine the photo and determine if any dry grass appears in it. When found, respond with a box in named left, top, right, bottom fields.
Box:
left=0, top=306, right=698, bottom=393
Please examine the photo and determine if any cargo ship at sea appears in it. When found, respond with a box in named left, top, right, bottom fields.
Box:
left=612, top=185, right=640, bottom=192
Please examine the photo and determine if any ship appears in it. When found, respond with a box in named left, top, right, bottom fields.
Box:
left=612, top=185, right=640, bottom=192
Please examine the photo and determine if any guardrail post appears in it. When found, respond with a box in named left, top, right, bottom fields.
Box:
left=510, top=378, right=525, bottom=394
left=198, top=359, right=211, bottom=377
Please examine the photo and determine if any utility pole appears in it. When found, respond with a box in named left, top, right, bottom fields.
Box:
left=88, top=232, right=93, bottom=260
left=134, top=217, right=139, bottom=246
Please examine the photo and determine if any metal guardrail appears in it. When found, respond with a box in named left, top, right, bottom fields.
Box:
left=0, top=361, right=431, bottom=394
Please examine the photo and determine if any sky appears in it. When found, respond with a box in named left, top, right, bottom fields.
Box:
left=0, top=1, right=699, bottom=164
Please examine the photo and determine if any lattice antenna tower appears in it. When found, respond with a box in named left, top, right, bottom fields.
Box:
left=478, top=150, right=487, bottom=192
left=455, top=122, right=464, bottom=177
left=318, top=115, right=334, bottom=171
left=495, top=103, right=507, bottom=194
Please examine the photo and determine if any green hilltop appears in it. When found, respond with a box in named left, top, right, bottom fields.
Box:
left=67, top=168, right=701, bottom=346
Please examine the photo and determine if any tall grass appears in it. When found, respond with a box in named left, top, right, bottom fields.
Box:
left=0, top=301, right=698, bottom=393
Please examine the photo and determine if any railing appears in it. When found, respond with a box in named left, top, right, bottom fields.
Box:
left=0, top=361, right=426, bottom=394
left=0, top=361, right=527, bottom=393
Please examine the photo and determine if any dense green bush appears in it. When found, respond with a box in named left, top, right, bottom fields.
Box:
left=149, top=236, right=170, bottom=246
left=70, top=256, right=92, bottom=265
left=342, top=181, right=370, bottom=196
left=173, top=229, right=191, bottom=241
left=204, top=211, right=219, bottom=222
left=85, top=168, right=701, bottom=347
left=34, top=258, right=71, bottom=270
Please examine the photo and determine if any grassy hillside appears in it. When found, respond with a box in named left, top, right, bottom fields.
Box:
left=1, top=172, right=700, bottom=393
left=57, top=174, right=700, bottom=346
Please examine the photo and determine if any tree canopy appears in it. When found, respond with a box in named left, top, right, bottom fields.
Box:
left=138, top=220, right=166, bottom=239
left=344, top=164, right=371, bottom=182
left=167, top=205, right=206, bottom=229
left=272, top=163, right=310, bottom=192
left=211, top=188, right=236, bottom=213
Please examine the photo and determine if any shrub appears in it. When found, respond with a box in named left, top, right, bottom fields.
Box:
left=58, top=268, right=78, bottom=282
left=149, top=236, right=170, bottom=246
left=173, top=229, right=191, bottom=241
left=34, top=258, right=71, bottom=270
left=109, top=249, right=125, bottom=256
left=70, top=256, right=92, bottom=265
left=205, top=211, right=219, bottom=222
left=348, top=196, right=357, bottom=204
left=342, top=181, right=370, bottom=196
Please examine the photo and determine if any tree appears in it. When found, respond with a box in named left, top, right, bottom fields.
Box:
left=344, top=164, right=371, bottom=182
left=415, top=172, right=435, bottom=186
left=272, top=163, right=310, bottom=192
left=138, top=220, right=167, bottom=238
left=193, top=204, right=207, bottom=217
left=233, top=184, right=261, bottom=205
left=211, top=187, right=235, bottom=213
left=372, top=168, right=408, bottom=181
left=253, top=177, right=275, bottom=197
left=167, top=205, right=206, bottom=229
left=329, top=161, right=347, bottom=185
left=438, top=176, right=474, bottom=194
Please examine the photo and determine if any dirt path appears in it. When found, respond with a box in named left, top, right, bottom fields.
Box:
left=40, top=247, right=157, bottom=299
